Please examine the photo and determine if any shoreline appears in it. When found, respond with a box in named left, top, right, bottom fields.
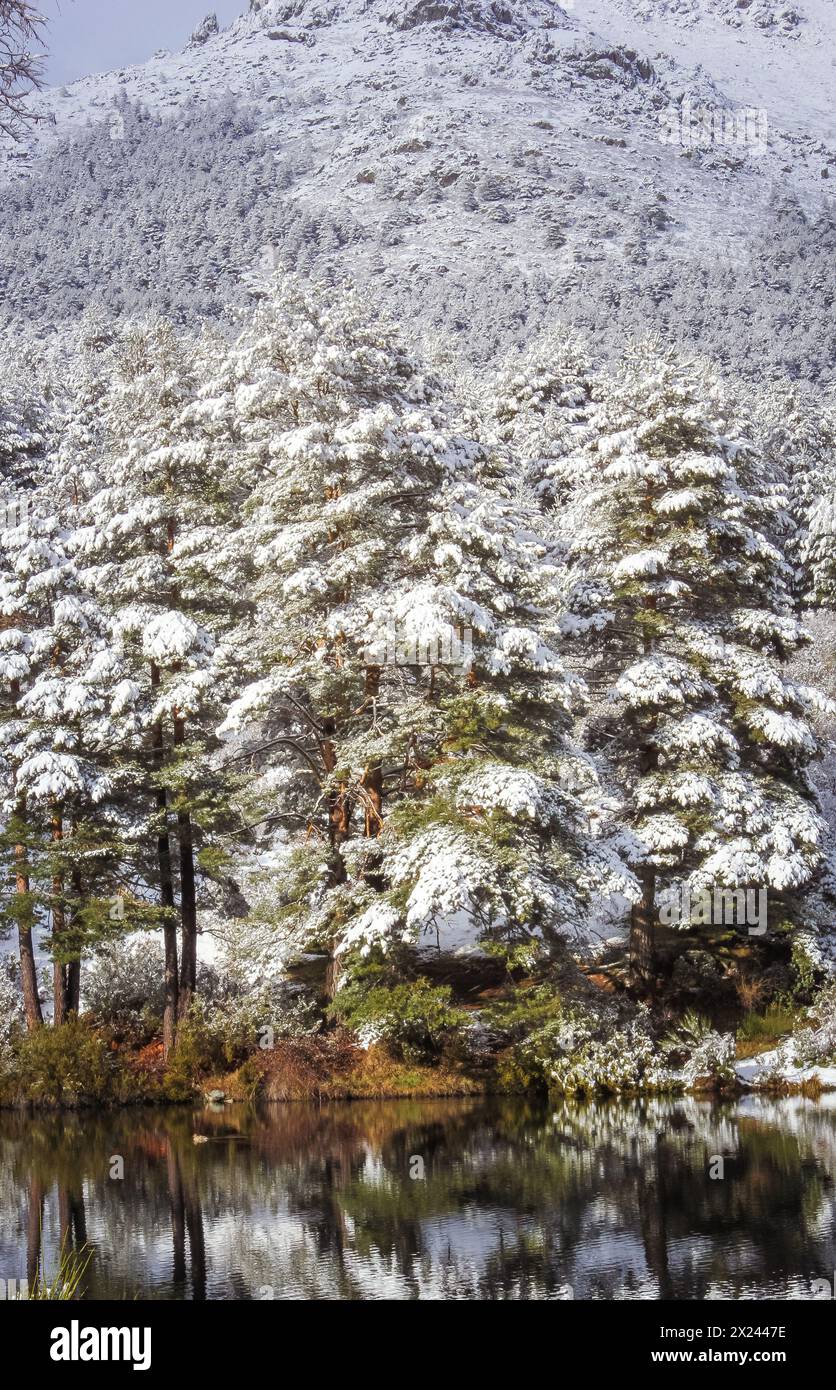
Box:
left=4, top=1067, right=836, bottom=1112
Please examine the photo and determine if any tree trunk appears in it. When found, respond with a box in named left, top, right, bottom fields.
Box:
left=630, top=869, right=656, bottom=989
left=52, top=808, right=68, bottom=1028
left=630, top=493, right=660, bottom=992
left=324, top=953, right=341, bottom=1001
left=321, top=726, right=350, bottom=1002
left=15, top=825, right=43, bottom=1032
left=174, top=712, right=197, bottom=1021
left=363, top=765, right=384, bottom=837
left=10, top=681, right=43, bottom=1030
left=362, top=665, right=384, bottom=839
left=151, top=665, right=179, bottom=1060
left=67, top=849, right=83, bottom=1018
left=66, top=958, right=81, bottom=1019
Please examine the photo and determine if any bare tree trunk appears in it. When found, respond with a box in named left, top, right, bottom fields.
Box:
left=52, top=808, right=68, bottom=1027
left=321, top=726, right=350, bottom=1002
left=151, top=665, right=179, bottom=1060
left=67, top=852, right=83, bottom=1018
left=630, top=867, right=656, bottom=989
left=173, top=712, right=197, bottom=1021
left=15, top=828, right=42, bottom=1031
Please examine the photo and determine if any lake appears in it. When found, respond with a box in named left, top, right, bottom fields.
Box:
left=1, top=1095, right=834, bottom=1300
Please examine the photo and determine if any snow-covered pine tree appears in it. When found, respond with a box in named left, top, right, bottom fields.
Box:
left=765, top=387, right=836, bottom=610
left=483, top=328, right=596, bottom=507
left=558, top=345, right=830, bottom=985
left=0, top=502, right=122, bottom=1024
left=0, top=367, right=50, bottom=1030
left=216, top=277, right=631, bottom=1003
left=0, top=365, right=45, bottom=498
left=75, top=318, right=249, bottom=1052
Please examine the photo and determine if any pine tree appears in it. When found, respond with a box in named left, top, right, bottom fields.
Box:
left=215, top=278, right=628, bottom=1000
left=77, top=319, right=248, bottom=1051
left=559, top=345, right=829, bottom=985
left=485, top=329, right=596, bottom=506
left=0, top=368, right=48, bottom=1029
left=0, top=463, right=137, bottom=1026
left=763, top=386, right=836, bottom=610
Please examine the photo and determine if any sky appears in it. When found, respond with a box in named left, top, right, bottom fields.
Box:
left=42, top=0, right=246, bottom=86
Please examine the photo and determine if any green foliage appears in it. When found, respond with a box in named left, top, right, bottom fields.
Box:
left=490, top=986, right=674, bottom=1097
left=661, top=1010, right=715, bottom=1055
left=441, top=689, right=508, bottom=752
left=484, top=982, right=566, bottom=1039
left=13, top=1021, right=116, bottom=1106
left=328, top=969, right=468, bottom=1063
left=790, top=936, right=821, bottom=1002
left=737, top=1002, right=801, bottom=1044
left=162, top=1013, right=224, bottom=1100
left=29, top=1241, right=93, bottom=1301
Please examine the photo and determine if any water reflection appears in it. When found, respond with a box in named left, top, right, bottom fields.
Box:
left=0, top=1096, right=834, bottom=1300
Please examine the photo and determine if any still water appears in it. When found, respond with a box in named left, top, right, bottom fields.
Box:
left=1, top=1095, right=834, bottom=1300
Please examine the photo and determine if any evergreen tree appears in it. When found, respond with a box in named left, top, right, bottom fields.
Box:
left=215, top=279, right=628, bottom=1000
left=485, top=329, right=596, bottom=506
left=77, top=319, right=248, bottom=1052
left=559, top=346, right=829, bottom=984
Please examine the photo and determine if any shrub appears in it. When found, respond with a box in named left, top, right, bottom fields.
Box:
left=790, top=935, right=822, bottom=1002
left=328, top=973, right=468, bottom=1063
left=202, top=980, right=321, bottom=1064
left=161, top=1016, right=214, bottom=1101
left=681, top=1031, right=736, bottom=1090
left=662, top=1010, right=714, bottom=1053
left=497, top=994, right=674, bottom=1097
left=14, top=1020, right=116, bottom=1106
left=770, top=983, right=836, bottom=1072
left=83, top=939, right=166, bottom=1040
left=547, top=1016, right=672, bottom=1097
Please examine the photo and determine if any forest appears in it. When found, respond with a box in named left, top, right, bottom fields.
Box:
left=1, top=270, right=836, bottom=1107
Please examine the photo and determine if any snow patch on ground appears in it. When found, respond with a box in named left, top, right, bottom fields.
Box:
left=735, top=1049, right=836, bottom=1091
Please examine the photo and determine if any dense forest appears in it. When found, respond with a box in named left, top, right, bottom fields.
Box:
left=1, top=271, right=835, bottom=1105
left=2, top=96, right=835, bottom=382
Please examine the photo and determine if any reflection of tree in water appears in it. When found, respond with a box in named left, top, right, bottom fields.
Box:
left=0, top=1115, right=93, bottom=1297
left=165, top=1136, right=206, bottom=1300
left=547, top=1099, right=836, bottom=1299
left=1, top=1096, right=836, bottom=1298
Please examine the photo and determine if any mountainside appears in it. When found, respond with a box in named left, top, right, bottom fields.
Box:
left=2, top=0, right=835, bottom=374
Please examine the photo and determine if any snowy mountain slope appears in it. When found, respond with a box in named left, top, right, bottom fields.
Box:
left=2, top=0, right=834, bottom=368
